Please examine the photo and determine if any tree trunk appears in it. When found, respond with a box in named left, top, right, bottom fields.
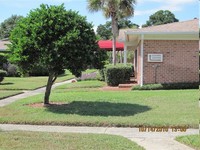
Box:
left=44, top=73, right=57, bottom=104
left=112, top=35, right=117, bottom=65
left=111, top=15, right=118, bottom=66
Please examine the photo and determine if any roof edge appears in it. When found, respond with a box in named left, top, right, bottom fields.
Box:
left=125, top=31, right=198, bottom=35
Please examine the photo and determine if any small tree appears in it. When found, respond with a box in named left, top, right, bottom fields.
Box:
left=9, top=4, right=106, bottom=104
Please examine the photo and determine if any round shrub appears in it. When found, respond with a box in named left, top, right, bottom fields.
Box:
left=0, top=70, right=7, bottom=83
left=7, top=64, right=21, bottom=77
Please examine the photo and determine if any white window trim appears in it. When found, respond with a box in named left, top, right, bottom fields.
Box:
left=148, top=54, right=163, bottom=62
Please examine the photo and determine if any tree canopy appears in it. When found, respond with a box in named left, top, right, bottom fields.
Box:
left=9, top=4, right=106, bottom=104
left=97, top=19, right=139, bottom=40
left=0, top=15, right=23, bottom=39
left=142, top=10, right=179, bottom=27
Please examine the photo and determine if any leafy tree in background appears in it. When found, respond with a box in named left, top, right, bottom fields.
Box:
left=118, top=19, right=139, bottom=29
left=87, top=0, right=136, bottom=65
left=142, top=10, right=179, bottom=27
left=97, top=19, right=139, bottom=40
left=9, top=4, right=106, bottom=104
left=0, top=15, right=23, bottom=39
left=97, top=22, right=112, bottom=40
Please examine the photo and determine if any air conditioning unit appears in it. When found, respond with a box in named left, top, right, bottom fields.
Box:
left=148, top=54, right=163, bottom=62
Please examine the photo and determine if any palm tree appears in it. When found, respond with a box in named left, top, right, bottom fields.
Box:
left=87, top=0, right=136, bottom=65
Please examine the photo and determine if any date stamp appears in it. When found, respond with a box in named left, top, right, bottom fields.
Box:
left=139, top=126, right=188, bottom=132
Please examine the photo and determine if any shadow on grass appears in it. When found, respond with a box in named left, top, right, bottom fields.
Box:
left=0, top=82, right=14, bottom=85
left=45, top=101, right=151, bottom=116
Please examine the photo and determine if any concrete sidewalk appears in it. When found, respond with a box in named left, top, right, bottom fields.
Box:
left=0, top=79, right=74, bottom=107
left=0, top=124, right=198, bottom=150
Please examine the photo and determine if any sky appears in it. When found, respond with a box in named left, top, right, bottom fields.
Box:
left=0, top=0, right=199, bottom=30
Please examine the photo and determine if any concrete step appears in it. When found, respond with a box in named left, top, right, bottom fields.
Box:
left=118, top=84, right=135, bottom=88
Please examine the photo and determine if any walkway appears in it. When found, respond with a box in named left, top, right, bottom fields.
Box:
left=0, top=79, right=74, bottom=107
left=0, top=124, right=198, bottom=150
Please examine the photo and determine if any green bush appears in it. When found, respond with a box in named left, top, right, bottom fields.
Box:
left=6, top=64, right=21, bottom=77
left=0, top=53, right=8, bottom=69
left=104, top=64, right=132, bottom=86
left=132, top=82, right=199, bottom=90
left=97, top=69, right=105, bottom=81
left=28, top=63, right=65, bottom=76
left=29, top=64, right=49, bottom=76
left=0, top=70, right=7, bottom=83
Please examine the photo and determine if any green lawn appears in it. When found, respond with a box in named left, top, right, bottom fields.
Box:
left=0, top=69, right=96, bottom=90
left=0, top=80, right=199, bottom=128
left=176, top=134, right=200, bottom=150
left=0, top=90, right=23, bottom=100
left=0, top=131, right=144, bottom=150
left=54, top=80, right=106, bottom=92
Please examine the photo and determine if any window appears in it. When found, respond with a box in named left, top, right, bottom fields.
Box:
left=148, top=54, right=163, bottom=62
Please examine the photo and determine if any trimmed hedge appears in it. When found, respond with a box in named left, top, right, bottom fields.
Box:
left=103, top=64, right=133, bottom=86
left=132, top=82, right=199, bottom=90
left=0, top=70, right=7, bottom=83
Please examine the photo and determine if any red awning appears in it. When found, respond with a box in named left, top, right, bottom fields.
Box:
left=98, top=40, right=124, bottom=51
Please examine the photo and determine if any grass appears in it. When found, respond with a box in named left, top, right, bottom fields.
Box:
left=0, top=90, right=23, bottom=100
left=0, top=69, right=96, bottom=90
left=0, top=80, right=199, bottom=128
left=176, top=134, right=200, bottom=150
left=0, top=131, right=144, bottom=150
left=54, top=80, right=106, bottom=92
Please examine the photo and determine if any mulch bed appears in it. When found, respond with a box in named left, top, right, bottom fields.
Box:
left=26, top=102, right=67, bottom=108
left=100, top=86, right=132, bottom=91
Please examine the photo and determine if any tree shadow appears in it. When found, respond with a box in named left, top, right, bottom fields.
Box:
left=45, top=101, right=151, bottom=116
left=0, top=82, right=14, bottom=85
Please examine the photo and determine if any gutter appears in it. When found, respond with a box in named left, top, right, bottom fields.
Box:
left=126, top=31, right=198, bottom=35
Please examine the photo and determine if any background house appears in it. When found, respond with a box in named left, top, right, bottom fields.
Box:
left=0, top=38, right=10, bottom=53
left=119, top=19, right=199, bottom=86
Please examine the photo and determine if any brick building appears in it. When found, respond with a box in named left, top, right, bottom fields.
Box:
left=118, top=19, right=199, bottom=86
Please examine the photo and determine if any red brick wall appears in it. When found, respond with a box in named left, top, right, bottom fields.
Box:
left=141, top=40, right=199, bottom=84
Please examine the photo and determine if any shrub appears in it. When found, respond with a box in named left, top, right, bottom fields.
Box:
left=132, top=82, right=199, bottom=90
left=29, top=64, right=49, bottom=76
left=97, top=69, right=105, bottom=81
left=28, top=63, right=66, bottom=76
left=104, top=64, right=132, bottom=86
left=0, top=70, right=7, bottom=83
left=162, top=82, right=199, bottom=89
left=6, top=64, right=21, bottom=77
left=0, top=53, right=8, bottom=69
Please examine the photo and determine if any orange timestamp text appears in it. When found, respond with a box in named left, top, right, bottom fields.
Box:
left=139, top=126, right=188, bottom=132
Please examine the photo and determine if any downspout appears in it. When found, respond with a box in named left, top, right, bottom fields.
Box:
left=140, top=34, right=144, bottom=86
